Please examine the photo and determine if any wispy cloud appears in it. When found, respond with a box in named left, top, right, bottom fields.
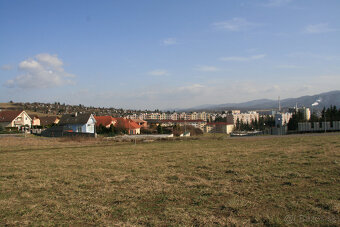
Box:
left=147, top=69, right=169, bottom=76
left=263, top=0, right=292, bottom=7
left=287, top=52, right=339, bottom=61
left=212, top=18, right=261, bottom=32
left=4, top=53, right=75, bottom=89
left=303, top=23, right=337, bottom=34
left=219, top=54, right=266, bottom=62
left=276, top=64, right=302, bottom=69
left=1, top=64, right=13, bottom=70
left=178, top=84, right=205, bottom=93
left=162, top=38, right=177, bottom=46
left=195, top=65, right=220, bottom=72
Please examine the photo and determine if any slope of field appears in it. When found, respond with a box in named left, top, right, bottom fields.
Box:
left=0, top=135, right=339, bottom=226
left=0, top=102, right=21, bottom=109
left=0, top=103, right=56, bottom=117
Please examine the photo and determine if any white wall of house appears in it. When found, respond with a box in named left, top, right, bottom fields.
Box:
left=11, top=111, right=32, bottom=128
left=85, top=116, right=96, bottom=133
left=65, top=115, right=96, bottom=133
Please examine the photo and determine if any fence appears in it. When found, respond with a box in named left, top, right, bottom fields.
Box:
left=298, top=121, right=340, bottom=133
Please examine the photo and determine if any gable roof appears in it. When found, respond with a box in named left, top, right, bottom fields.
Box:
left=0, top=110, right=24, bottom=122
left=94, top=116, right=116, bottom=127
left=116, top=118, right=141, bottom=129
left=59, top=113, right=93, bottom=125
left=40, top=116, right=60, bottom=126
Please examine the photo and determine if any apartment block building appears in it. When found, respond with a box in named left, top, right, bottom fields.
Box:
left=226, top=111, right=259, bottom=125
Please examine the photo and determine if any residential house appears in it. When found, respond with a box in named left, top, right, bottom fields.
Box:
left=30, top=115, right=40, bottom=126
left=58, top=113, right=96, bottom=133
left=132, top=119, right=148, bottom=128
left=115, top=118, right=141, bottom=135
left=0, top=110, right=32, bottom=130
left=94, top=116, right=117, bottom=128
left=204, top=122, right=234, bottom=134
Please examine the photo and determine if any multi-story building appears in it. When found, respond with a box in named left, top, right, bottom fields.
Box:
left=197, top=112, right=207, bottom=121
left=302, top=107, right=311, bottom=121
left=158, top=120, right=207, bottom=131
left=226, top=111, right=259, bottom=125
left=275, top=112, right=293, bottom=127
left=231, top=110, right=241, bottom=114
left=126, top=111, right=213, bottom=123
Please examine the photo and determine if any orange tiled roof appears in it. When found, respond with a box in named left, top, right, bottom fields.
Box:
left=94, top=116, right=116, bottom=127
left=116, top=118, right=141, bottom=129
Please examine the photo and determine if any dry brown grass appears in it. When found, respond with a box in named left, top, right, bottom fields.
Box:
left=0, top=102, right=20, bottom=109
left=1, top=134, right=340, bottom=226
left=0, top=103, right=60, bottom=118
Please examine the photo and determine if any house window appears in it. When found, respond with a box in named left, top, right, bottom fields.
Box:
left=77, top=126, right=82, bottom=132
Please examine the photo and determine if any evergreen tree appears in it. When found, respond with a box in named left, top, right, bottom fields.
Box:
left=288, top=110, right=304, bottom=130
left=236, top=119, right=240, bottom=131
left=157, top=124, right=163, bottom=134
left=309, top=112, right=319, bottom=122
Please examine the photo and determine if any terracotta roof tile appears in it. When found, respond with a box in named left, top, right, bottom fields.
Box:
left=94, top=116, right=116, bottom=127
left=0, top=110, right=24, bottom=122
left=116, top=118, right=141, bottom=129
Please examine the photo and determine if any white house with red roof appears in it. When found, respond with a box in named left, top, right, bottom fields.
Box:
left=0, top=110, right=32, bottom=129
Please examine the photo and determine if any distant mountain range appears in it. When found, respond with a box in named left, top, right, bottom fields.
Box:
left=180, top=90, right=340, bottom=111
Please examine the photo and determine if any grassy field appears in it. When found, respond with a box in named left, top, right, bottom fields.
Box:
left=0, top=102, right=58, bottom=117
left=1, top=134, right=339, bottom=226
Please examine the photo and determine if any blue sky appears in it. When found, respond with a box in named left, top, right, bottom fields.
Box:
left=1, top=0, right=340, bottom=110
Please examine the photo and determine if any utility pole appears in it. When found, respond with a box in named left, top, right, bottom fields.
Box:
left=324, top=113, right=327, bottom=133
